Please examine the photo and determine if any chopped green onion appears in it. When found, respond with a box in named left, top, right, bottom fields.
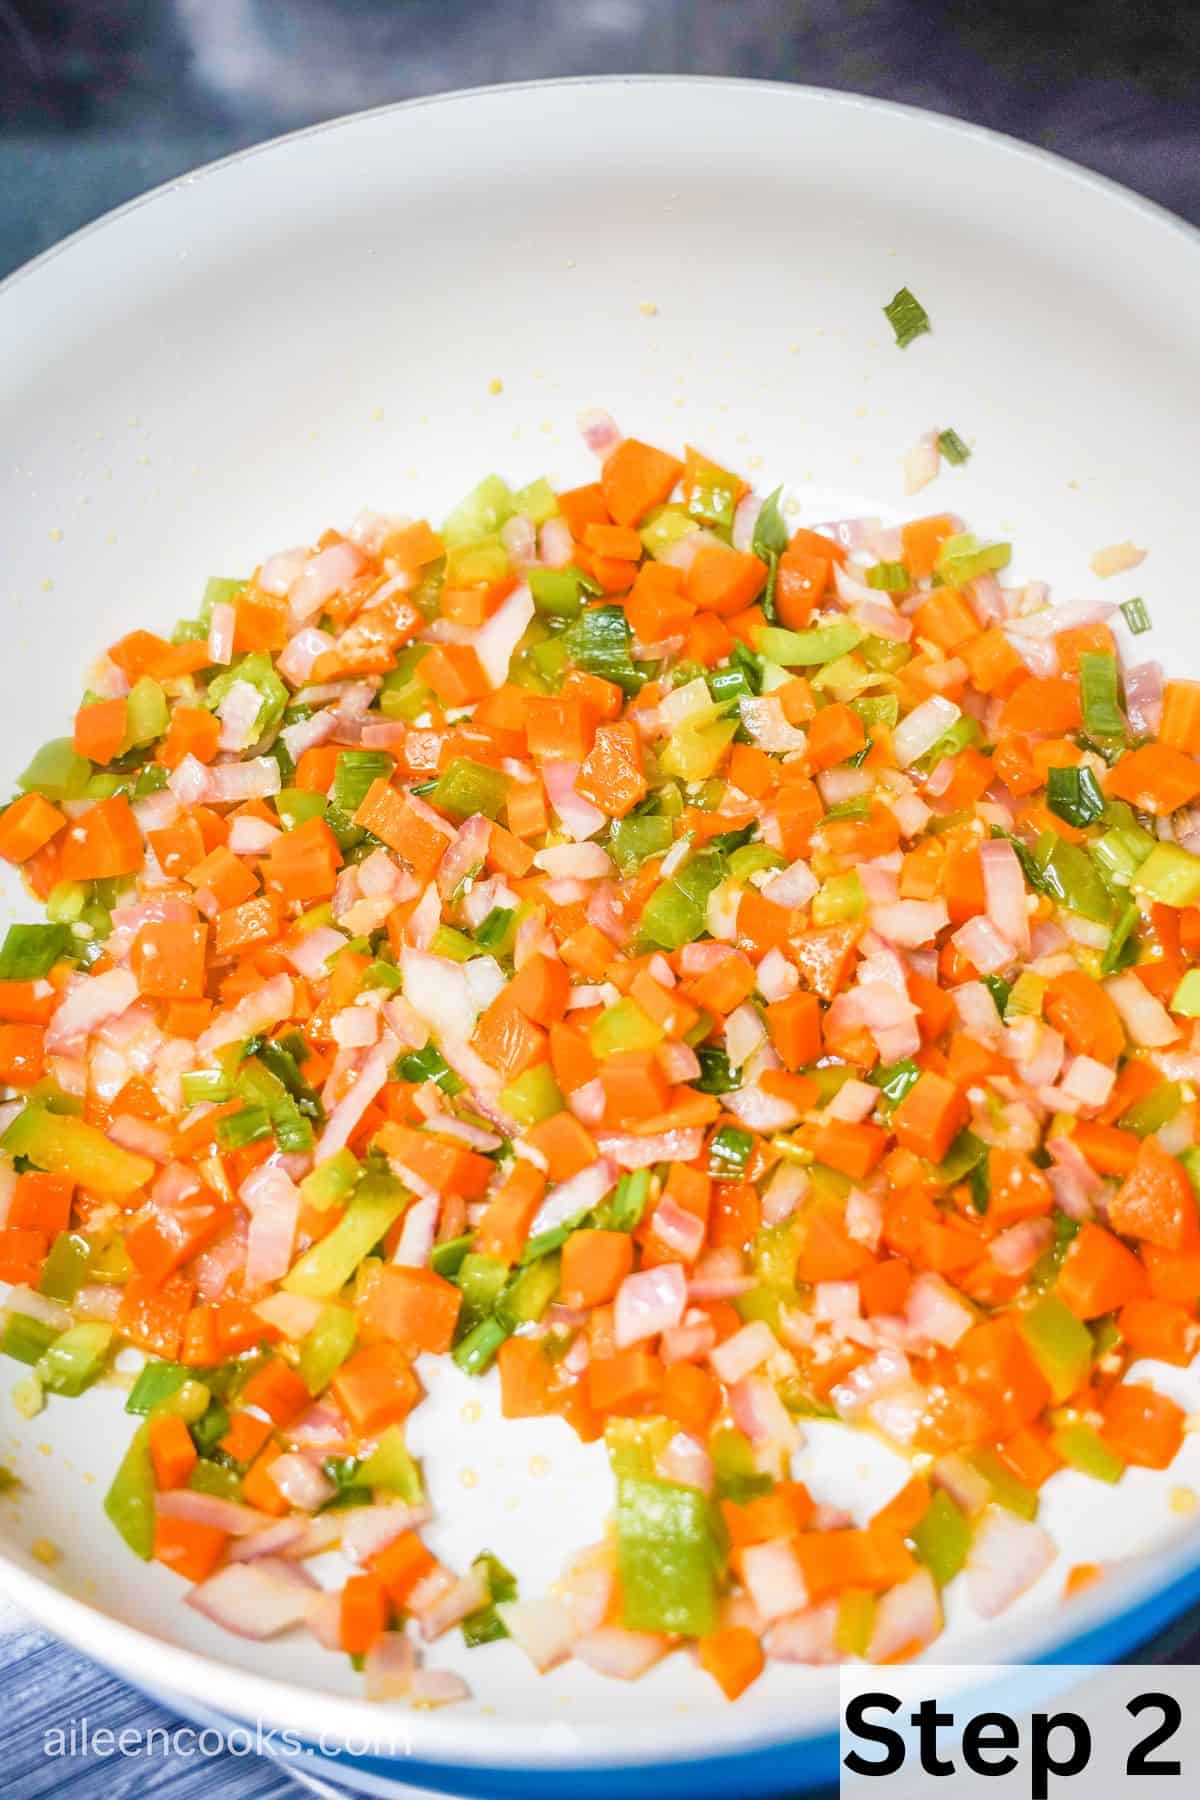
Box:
left=1045, top=764, right=1105, bottom=829
left=394, top=1044, right=463, bottom=1095
left=0, top=923, right=72, bottom=980
left=1132, top=843, right=1200, bottom=908
left=709, top=1125, right=753, bottom=1181
left=1120, top=597, right=1152, bottom=636
left=1079, top=651, right=1125, bottom=740
left=883, top=286, right=931, bottom=349
left=333, top=750, right=394, bottom=816
left=937, top=428, right=970, bottom=466
left=564, top=605, right=642, bottom=696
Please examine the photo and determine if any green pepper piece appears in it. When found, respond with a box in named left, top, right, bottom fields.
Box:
left=38, top=1231, right=93, bottom=1303
left=283, top=1176, right=409, bottom=1298
left=356, top=1424, right=425, bottom=1503
left=912, top=1490, right=972, bottom=1586
left=299, top=1148, right=361, bottom=1212
left=1050, top=1421, right=1126, bottom=1484
left=968, top=1448, right=1039, bottom=1520
left=0, top=924, right=73, bottom=981
left=431, top=758, right=511, bottom=822
left=104, top=1422, right=156, bottom=1559
left=616, top=1476, right=723, bottom=1637
left=2, top=1104, right=154, bottom=1193
left=0, top=1310, right=59, bottom=1367
left=297, top=1305, right=359, bottom=1395
left=1017, top=1296, right=1094, bottom=1404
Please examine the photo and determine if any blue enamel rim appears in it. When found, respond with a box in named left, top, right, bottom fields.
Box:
left=138, top=1562, right=1200, bottom=1800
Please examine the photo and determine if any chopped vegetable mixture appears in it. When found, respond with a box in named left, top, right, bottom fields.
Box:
left=0, top=415, right=1193, bottom=1703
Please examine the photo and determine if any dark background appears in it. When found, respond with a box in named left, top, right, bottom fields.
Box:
left=2, top=0, right=1200, bottom=279
left=2, top=2, right=1199, bottom=1796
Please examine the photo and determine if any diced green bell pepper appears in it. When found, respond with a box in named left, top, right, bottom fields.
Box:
left=125, top=677, right=170, bottom=748
left=432, top=758, right=510, bottom=822
left=441, top=475, right=515, bottom=547
left=968, top=1448, right=1039, bottom=1520
left=283, top=1176, right=410, bottom=1297
left=39, top=1231, right=92, bottom=1303
left=1120, top=1080, right=1183, bottom=1135
left=499, top=1064, right=564, bottom=1128
left=1050, top=1420, right=1125, bottom=1484
left=104, top=1422, right=156, bottom=1559
left=834, top=1588, right=877, bottom=1657
left=616, top=1476, right=723, bottom=1637
left=454, top=1253, right=510, bottom=1333
left=1017, top=1296, right=1094, bottom=1404
left=299, top=1148, right=360, bottom=1212
left=757, top=622, right=863, bottom=667
left=125, top=1360, right=194, bottom=1414
left=496, top=1254, right=560, bottom=1331
left=18, top=738, right=91, bottom=802
left=2, top=1104, right=154, bottom=1194
left=588, top=999, right=662, bottom=1058
left=298, top=1305, right=358, bottom=1394
left=911, top=1490, right=972, bottom=1586
left=710, top=1426, right=774, bottom=1502
left=356, top=1424, right=425, bottom=1503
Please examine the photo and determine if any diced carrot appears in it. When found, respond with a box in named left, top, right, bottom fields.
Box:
left=471, top=987, right=548, bottom=1079
left=263, top=815, right=342, bottom=902
left=370, top=1531, right=436, bottom=1606
left=576, top=721, right=647, bottom=819
left=1100, top=1382, right=1185, bottom=1470
left=149, top=1413, right=198, bottom=1491
left=153, top=1515, right=228, bottom=1583
left=330, top=1343, right=422, bottom=1436
left=1117, top=1298, right=1196, bottom=1366
left=58, top=794, right=143, bottom=881
left=340, top=1571, right=389, bottom=1655
left=158, top=706, right=221, bottom=770
left=496, top=1336, right=555, bottom=1417
left=374, top=1123, right=495, bottom=1199
left=892, top=1072, right=969, bottom=1164
left=791, top=1526, right=917, bottom=1601
left=117, top=1274, right=193, bottom=1361
left=801, top=1118, right=888, bottom=1182
left=525, top=1110, right=596, bottom=1183
left=9, top=1171, right=72, bottom=1235
left=360, top=1265, right=462, bottom=1355
left=132, top=918, right=208, bottom=999
left=625, top=561, right=695, bottom=643
left=0, top=792, right=67, bottom=866
left=698, top=1626, right=765, bottom=1701
left=685, top=543, right=768, bottom=616
left=0, top=1022, right=46, bottom=1086
left=601, top=439, right=684, bottom=527
left=901, top=516, right=957, bottom=579
left=561, top=1229, right=634, bottom=1309
left=586, top=1346, right=663, bottom=1414
left=999, top=676, right=1082, bottom=735
left=1159, top=680, right=1200, bottom=754
left=1107, top=742, right=1200, bottom=816
left=1108, top=1137, right=1197, bottom=1251
left=1056, top=1220, right=1149, bottom=1318
left=775, top=550, right=829, bottom=630
left=660, top=1361, right=723, bottom=1438
left=420, top=643, right=490, bottom=707
left=806, top=702, right=867, bottom=771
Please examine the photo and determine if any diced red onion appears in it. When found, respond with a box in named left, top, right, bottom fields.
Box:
left=615, top=1263, right=688, bottom=1349
left=651, top=1197, right=706, bottom=1262
left=661, top=1313, right=718, bottom=1364
left=578, top=407, right=622, bottom=457
left=763, top=1600, right=840, bottom=1664
left=46, top=968, right=138, bottom=1052
left=903, top=429, right=940, bottom=495
left=756, top=946, right=799, bottom=1002
left=709, top=1319, right=775, bottom=1384
left=267, top=1452, right=335, bottom=1513
left=905, top=1271, right=974, bottom=1347
left=868, top=1569, right=941, bottom=1663
left=474, top=582, right=534, bottom=687
left=966, top=1509, right=1056, bottom=1617
left=953, top=914, right=1018, bottom=976
left=595, top=1127, right=704, bottom=1169
left=529, top=1157, right=619, bottom=1237
left=544, top=760, right=606, bottom=840
left=287, top=540, right=366, bottom=625
left=156, top=1491, right=273, bottom=1536
left=739, top=695, right=806, bottom=753
left=496, top=1597, right=574, bottom=1672
left=990, top=1218, right=1054, bottom=1276
left=732, top=491, right=762, bottom=553
left=868, top=899, right=948, bottom=948
left=207, top=602, right=236, bottom=666
left=1104, top=972, right=1177, bottom=1049
left=893, top=695, right=961, bottom=768
left=539, top=517, right=574, bottom=569
left=980, top=838, right=1031, bottom=956
left=741, top=1540, right=809, bottom=1622
left=573, top=1626, right=670, bottom=1680
left=186, top=1562, right=319, bottom=1639
left=362, top=1632, right=416, bottom=1700
left=500, top=513, right=537, bottom=567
